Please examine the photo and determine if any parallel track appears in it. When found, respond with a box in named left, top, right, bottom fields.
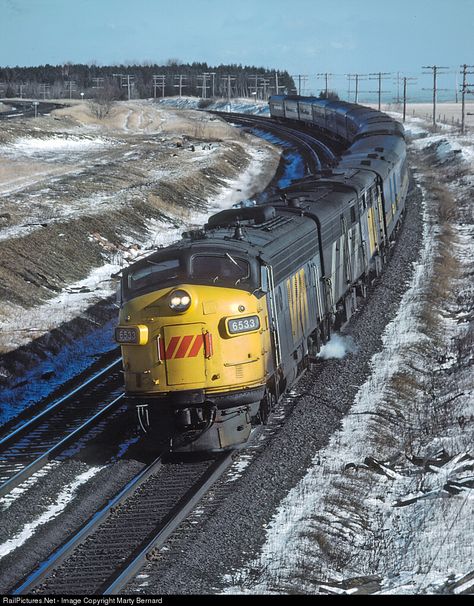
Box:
left=14, top=453, right=234, bottom=595
left=0, top=359, right=123, bottom=498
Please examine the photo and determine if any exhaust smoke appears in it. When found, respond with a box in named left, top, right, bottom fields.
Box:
left=317, top=334, right=357, bottom=360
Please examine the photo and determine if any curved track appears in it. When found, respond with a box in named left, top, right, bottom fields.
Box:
left=211, top=111, right=339, bottom=173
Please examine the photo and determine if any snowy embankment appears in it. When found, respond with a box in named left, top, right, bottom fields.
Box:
left=0, top=99, right=279, bottom=426
left=0, top=142, right=271, bottom=353
left=223, top=117, right=474, bottom=595
left=156, top=96, right=270, bottom=116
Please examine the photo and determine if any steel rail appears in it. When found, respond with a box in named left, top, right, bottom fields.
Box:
left=220, top=112, right=323, bottom=172
left=0, top=392, right=125, bottom=498
left=14, top=453, right=233, bottom=595
left=102, top=453, right=234, bottom=595
left=212, top=111, right=338, bottom=169
left=241, top=114, right=337, bottom=165
left=0, top=357, right=122, bottom=450
left=13, top=453, right=164, bottom=595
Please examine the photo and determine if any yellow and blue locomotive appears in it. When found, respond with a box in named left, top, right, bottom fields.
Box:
left=115, top=96, right=408, bottom=452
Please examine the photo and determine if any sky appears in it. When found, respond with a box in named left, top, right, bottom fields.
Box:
left=1, top=0, right=473, bottom=100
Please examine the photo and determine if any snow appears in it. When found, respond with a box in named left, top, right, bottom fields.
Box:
left=156, top=96, right=270, bottom=116
left=0, top=465, right=101, bottom=559
left=1, top=134, right=117, bottom=162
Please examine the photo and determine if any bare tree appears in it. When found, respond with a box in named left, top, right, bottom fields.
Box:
left=88, top=81, right=118, bottom=119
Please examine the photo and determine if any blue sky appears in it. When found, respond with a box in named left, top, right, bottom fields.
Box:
left=1, top=0, right=473, bottom=100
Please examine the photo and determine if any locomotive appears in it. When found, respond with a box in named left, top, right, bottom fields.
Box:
left=115, top=95, right=409, bottom=452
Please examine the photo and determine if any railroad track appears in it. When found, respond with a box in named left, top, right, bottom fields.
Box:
left=13, top=452, right=234, bottom=595
left=210, top=111, right=338, bottom=172
left=0, top=358, right=124, bottom=498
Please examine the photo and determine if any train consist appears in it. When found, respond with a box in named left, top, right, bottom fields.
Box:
left=115, top=95, right=409, bottom=452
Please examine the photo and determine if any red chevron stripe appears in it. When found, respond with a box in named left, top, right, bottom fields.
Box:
left=174, top=335, right=194, bottom=359
left=188, top=334, right=204, bottom=357
left=165, top=336, right=180, bottom=359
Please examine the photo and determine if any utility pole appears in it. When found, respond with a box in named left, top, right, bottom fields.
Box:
left=197, top=73, right=210, bottom=98
left=394, top=71, right=402, bottom=104
left=113, top=74, right=135, bottom=100
left=248, top=74, right=259, bottom=99
left=292, top=74, right=308, bottom=96
left=39, top=83, right=50, bottom=100
left=152, top=75, right=166, bottom=98
left=402, top=76, right=417, bottom=122
left=173, top=74, right=187, bottom=98
left=346, top=73, right=367, bottom=104
left=222, top=74, right=236, bottom=101
left=368, top=72, right=391, bottom=110
left=92, top=77, right=104, bottom=90
left=260, top=77, right=270, bottom=100
left=65, top=80, right=77, bottom=99
left=316, top=72, right=334, bottom=98
left=208, top=72, right=216, bottom=98
left=274, top=71, right=286, bottom=95
left=422, top=65, right=449, bottom=129
left=460, top=64, right=474, bottom=134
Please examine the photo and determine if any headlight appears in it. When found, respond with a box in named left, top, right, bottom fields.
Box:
left=169, top=289, right=191, bottom=312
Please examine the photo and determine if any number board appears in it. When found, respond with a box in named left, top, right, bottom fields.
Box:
left=227, top=315, right=260, bottom=335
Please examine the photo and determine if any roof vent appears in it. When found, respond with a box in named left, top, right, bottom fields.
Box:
left=182, top=229, right=206, bottom=240
left=206, top=205, right=275, bottom=229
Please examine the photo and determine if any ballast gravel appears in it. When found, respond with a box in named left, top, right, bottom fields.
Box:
left=125, top=175, right=424, bottom=595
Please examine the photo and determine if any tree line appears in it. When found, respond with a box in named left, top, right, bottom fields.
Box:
left=0, top=61, right=295, bottom=101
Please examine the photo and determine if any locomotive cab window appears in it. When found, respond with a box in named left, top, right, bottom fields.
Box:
left=191, top=254, right=250, bottom=286
left=127, top=258, right=182, bottom=293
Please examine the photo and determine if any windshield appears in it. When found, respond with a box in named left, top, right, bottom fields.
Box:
left=127, top=258, right=182, bottom=292
left=191, top=254, right=250, bottom=285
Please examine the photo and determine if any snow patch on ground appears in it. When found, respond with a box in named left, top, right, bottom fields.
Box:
left=157, top=96, right=270, bottom=116
left=1, top=134, right=116, bottom=161
left=0, top=465, right=101, bottom=559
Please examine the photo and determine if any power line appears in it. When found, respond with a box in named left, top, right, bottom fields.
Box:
left=422, top=65, right=450, bottom=129
left=368, top=72, right=392, bottom=110
left=401, top=76, right=418, bottom=122
left=460, top=64, right=474, bottom=134
left=346, top=73, right=367, bottom=103
left=291, top=74, right=308, bottom=96
left=316, top=72, right=334, bottom=98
